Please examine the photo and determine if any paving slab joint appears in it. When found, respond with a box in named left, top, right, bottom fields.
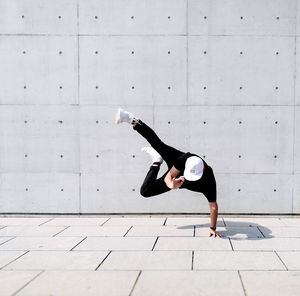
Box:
left=129, top=270, right=142, bottom=296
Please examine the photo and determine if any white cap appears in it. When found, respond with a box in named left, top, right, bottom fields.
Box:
left=183, top=156, right=204, bottom=181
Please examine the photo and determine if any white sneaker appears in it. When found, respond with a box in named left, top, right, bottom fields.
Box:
left=115, top=108, right=137, bottom=124
left=142, top=147, right=163, bottom=164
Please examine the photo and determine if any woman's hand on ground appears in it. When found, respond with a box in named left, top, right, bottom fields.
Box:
left=209, top=228, right=221, bottom=238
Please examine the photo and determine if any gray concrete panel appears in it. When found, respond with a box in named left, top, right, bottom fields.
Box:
left=0, top=106, right=79, bottom=173
left=0, top=173, right=79, bottom=213
left=188, top=36, right=295, bottom=106
left=0, top=0, right=77, bottom=34
left=217, top=173, right=294, bottom=214
left=188, top=106, right=294, bottom=174
left=294, top=107, right=300, bottom=173
left=79, top=36, right=187, bottom=106
left=79, top=0, right=186, bottom=35
left=0, top=36, right=78, bottom=105
left=189, top=0, right=296, bottom=36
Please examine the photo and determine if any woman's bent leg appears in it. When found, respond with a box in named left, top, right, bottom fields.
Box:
left=133, top=120, right=184, bottom=168
left=140, top=166, right=171, bottom=197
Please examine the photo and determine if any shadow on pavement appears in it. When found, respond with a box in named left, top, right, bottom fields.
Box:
left=177, top=221, right=274, bottom=240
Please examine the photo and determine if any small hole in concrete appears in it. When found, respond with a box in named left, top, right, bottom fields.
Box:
left=60, top=155, right=63, bottom=158
left=131, top=86, right=135, bottom=89
left=25, top=154, right=28, bottom=157
left=96, top=155, right=100, bottom=158
left=61, top=189, right=64, bottom=191
left=168, top=121, right=171, bottom=124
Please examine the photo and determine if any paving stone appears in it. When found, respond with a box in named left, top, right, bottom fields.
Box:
left=132, top=271, right=244, bottom=296
left=0, top=237, right=84, bottom=251
left=193, top=251, right=285, bottom=270
left=4, top=251, right=109, bottom=270
left=99, top=251, right=192, bottom=270
left=240, top=271, right=300, bottom=296
left=223, top=217, right=285, bottom=227
left=280, top=218, right=300, bottom=227
left=0, top=226, right=66, bottom=237
left=165, top=217, right=225, bottom=227
left=43, top=217, right=109, bottom=226
left=231, top=238, right=300, bottom=251
left=16, top=270, right=139, bottom=296
left=0, top=251, right=27, bottom=268
left=56, top=226, right=130, bottom=237
left=277, top=251, right=300, bottom=270
left=103, top=217, right=166, bottom=226
left=126, top=226, right=193, bottom=237
left=0, top=237, right=14, bottom=245
left=0, top=217, right=51, bottom=226
left=259, top=226, right=300, bottom=238
left=74, top=237, right=156, bottom=251
left=154, top=237, right=232, bottom=251
left=0, top=270, right=41, bottom=296
left=195, top=226, right=263, bottom=239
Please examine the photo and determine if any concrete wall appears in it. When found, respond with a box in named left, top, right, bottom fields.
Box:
left=0, top=0, right=299, bottom=214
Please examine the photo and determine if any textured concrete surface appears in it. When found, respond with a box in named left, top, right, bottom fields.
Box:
left=0, top=215, right=300, bottom=296
left=0, top=0, right=299, bottom=214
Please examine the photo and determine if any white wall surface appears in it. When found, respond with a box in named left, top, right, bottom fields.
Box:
left=0, top=0, right=299, bottom=214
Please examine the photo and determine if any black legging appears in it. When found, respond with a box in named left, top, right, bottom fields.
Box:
left=133, top=120, right=185, bottom=197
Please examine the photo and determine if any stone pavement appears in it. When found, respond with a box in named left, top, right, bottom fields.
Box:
left=0, top=215, right=300, bottom=296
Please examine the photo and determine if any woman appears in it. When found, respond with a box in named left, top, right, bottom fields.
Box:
left=115, top=108, right=220, bottom=237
